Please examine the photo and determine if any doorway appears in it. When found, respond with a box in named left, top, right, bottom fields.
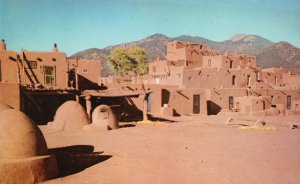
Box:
left=193, top=94, right=200, bottom=114
left=161, top=89, right=170, bottom=107
left=68, top=68, right=76, bottom=88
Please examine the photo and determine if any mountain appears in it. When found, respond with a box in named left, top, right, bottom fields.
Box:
left=173, top=34, right=274, bottom=55
left=256, top=41, right=300, bottom=72
left=70, top=33, right=300, bottom=76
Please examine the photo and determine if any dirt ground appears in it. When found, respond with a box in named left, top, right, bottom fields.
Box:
left=41, top=115, right=300, bottom=184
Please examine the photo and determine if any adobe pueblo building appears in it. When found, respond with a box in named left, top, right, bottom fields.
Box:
left=101, top=41, right=300, bottom=117
left=147, top=41, right=300, bottom=116
left=0, top=39, right=101, bottom=123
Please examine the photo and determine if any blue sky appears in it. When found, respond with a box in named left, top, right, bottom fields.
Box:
left=1, top=0, right=300, bottom=55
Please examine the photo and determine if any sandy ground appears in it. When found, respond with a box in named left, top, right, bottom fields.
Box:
left=41, top=115, right=300, bottom=184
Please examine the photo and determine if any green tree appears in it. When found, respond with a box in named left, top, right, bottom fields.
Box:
left=106, top=47, right=148, bottom=76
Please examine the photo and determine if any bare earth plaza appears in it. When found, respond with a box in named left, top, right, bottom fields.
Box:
left=1, top=0, right=300, bottom=183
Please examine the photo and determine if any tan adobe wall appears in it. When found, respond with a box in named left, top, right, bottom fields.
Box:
left=148, top=66, right=184, bottom=86
left=167, top=46, right=186, bottom=61
left=0, top=83, right=20, bottom=109
left=68, top=59, right=101, bottom=90
left=261, top=71, right=285, bottom=87
left=206, top=88, right=247, bottom=114
left=262, top=67, right=288, bottom=74
left=148, top=85, right=207, bottom=115
left=167, top=41, right=208, bottom=64
left=0, top=50, right=19, bottom=83
left=234, top=96, right=270, bottom=114
left=21, top=51, right=68, bottom=88
left=182, top=68, right=258, bottom=89
left=282, top=72, right=300, bottom=89
left=149, top=60, right=168, bottom=75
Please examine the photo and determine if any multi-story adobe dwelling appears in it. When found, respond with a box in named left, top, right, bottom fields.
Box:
left=0, top=39, right=101, bottom=123
left=145, top=41, right=300, bottom=117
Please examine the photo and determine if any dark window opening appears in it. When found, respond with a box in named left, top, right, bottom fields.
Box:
left=287, top=96, right=291, bottom=109
left=247, top=75, right=251, bottom=86
left=161, top=89, right=170, bottom=107
left=230, top=60, right=233, bottom=69
left=29, top=61, right=37, bottom=69
left=44, top=66, right=56, bottom=86
left=229, top=96, right=234, bottom=110
left=232, top=75, right=236, bottom=86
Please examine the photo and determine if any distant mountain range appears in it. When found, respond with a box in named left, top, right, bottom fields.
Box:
left=70, top=33, right=300, bottom=76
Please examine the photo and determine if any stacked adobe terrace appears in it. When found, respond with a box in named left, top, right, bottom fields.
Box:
left=145, top=41, right=300, bottom=116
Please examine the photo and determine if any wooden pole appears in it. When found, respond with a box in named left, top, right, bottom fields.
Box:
left=85, top=95, right=92, bottom=121
left=142, top=94, right=148, bottom=121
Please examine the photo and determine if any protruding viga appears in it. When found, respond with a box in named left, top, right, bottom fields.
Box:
left=0, top=109, right=57, bottom=183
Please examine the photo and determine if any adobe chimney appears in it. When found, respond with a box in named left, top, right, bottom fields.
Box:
left=53, top=43, right=58, bottom=52
left=0, top=39, right=6, bottom=51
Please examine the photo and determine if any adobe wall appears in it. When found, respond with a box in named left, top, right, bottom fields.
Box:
left=182, top=68, right=257, bottom=89
left=148, top=85, right=207, bottom=115
left=0, top=83, right=21, bottom=109
left=21, top=92, right=77, bottom=124
left=282, top=73, right=300, bottom=89
left=22, top=52, right=68, bottom=88
left=149, top=60, right=168, bottom=75
left=148, top=66, right=184, bottom=86
left=0, top=50, right=19, bottom=83
left=68, top=59, right=101, bottom=89
left=206, top=88, right=247, bottom=114
left=234, top=96, right=271, bottom=114
left=261, top=71, right=284, bottom=87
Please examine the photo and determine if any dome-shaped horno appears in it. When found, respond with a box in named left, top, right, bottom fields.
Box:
left=48, top=100, right=90, bottom=131
left=0, top=109, right=48, bottom=159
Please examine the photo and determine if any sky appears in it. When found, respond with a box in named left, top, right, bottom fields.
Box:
left=1, top=0, right=300, bottom=55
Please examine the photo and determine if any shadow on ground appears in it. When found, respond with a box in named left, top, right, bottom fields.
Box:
left=148, top=114, right=177, bottom=123
left=49, top=145, right=112, bottom=178
left=119, top=123, right=136, bottom=128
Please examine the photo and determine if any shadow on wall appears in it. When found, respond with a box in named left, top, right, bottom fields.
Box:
left=49, top=145, right=112, bottom=178
left=78, top=74, right=102, bottom=90
left=21, top=90, right=77, bottom=125
left=207, top=100, right=222, bottom=115
left=92, top=96, right=143, bottom=122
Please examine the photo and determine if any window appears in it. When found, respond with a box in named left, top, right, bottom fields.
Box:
left=256, top=72, right=260, bottom=81
left=230, top=60, right=233, bottom=69
left=44, top=66, right=56, bottom=86
left=83, top=69, right=88, bottom=73
left=229, top=96, right=234, bottom=110
left=208, top=59, right=211, bottom=68
left=232, top=75, right=236, bottom=86
left=29, top=61, right=37, bottom=69
left=287, top=96, right=291, bottom=109
left=247, top=75, right=251, bottom=86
